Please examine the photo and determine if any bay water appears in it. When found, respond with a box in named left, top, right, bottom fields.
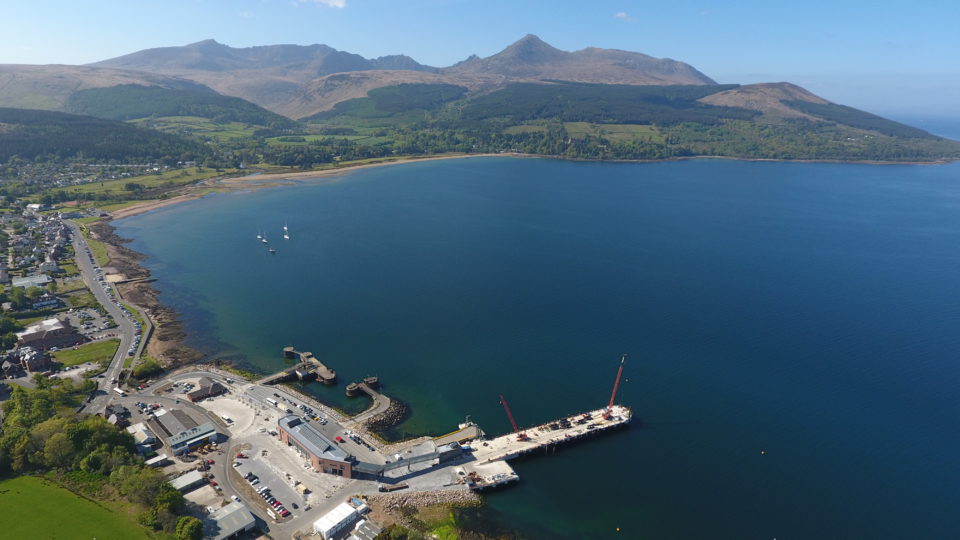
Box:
left=116, top=156, right=960, bottom=539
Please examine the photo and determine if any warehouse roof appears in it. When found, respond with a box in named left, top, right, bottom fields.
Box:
left=279, top=415, right=349, bottom=462
left=169, top=470, right=205, bottom=491
left=208, top=501, right=256, bottom=540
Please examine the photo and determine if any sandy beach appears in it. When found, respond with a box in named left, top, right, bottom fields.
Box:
left=109, top=153, right=503, bottom=220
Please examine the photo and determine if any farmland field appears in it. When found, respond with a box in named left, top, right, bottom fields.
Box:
left=0, top=476, right=149, bottom=539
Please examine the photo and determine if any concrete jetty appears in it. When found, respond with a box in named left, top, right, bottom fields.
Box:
left=461, top=404, right=632, bottom=490
left=345, top=382, right=392, bottom=426
left=258, top=347, right=337, bottom=385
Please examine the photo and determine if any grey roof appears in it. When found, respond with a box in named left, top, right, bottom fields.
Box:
left=105, top=404, right=129, bottom=417
left=169, top=470, right=206, bottom=491
left=279, top=415, right=350, bottom=462
left=169, top=421, right=216, bottom=448
left=208, top=501, right=256, bottom=540
left=11, top=274, right=51, bottom=288
left=188, top=377, right=226, bottom=400
left=155, top=408, right=197, bottom=437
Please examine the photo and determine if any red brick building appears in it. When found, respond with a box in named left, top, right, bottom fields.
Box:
left=278, top=415, right=353, bottom=478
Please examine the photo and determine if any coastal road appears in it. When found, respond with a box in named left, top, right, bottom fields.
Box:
left=67, top=221, right=136, bottom=412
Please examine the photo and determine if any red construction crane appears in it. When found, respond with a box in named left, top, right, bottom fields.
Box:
left=499, top=394, right=529, bottom=441
left=604, top=354, right=627, bottom=419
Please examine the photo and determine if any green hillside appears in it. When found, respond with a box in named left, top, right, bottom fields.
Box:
left=0, top=107, right=212, bottom=163
left=784, top=100, right=936, bottom=139
left=299, top=80, right=960, bottom=163
left=65, top=84, right=298, bottom=128
left=461, top=82, right=752, bottom=125
left=305, top=83, right=468, bottom=123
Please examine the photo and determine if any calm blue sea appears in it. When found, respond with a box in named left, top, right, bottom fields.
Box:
left=116, top=155, right=960, bottom=539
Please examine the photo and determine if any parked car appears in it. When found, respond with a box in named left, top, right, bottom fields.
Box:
left=231, top=495, right=241, bottom=502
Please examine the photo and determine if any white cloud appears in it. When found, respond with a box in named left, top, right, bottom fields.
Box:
left=614, top=12, right=633, bottom=22
left=295, top=0, right=346, bottom=7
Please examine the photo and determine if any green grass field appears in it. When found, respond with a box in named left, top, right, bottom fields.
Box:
left=0, top=476, right=150, bottom=539
left=563, top=122, right=663, bottom=142
left=57, top=279, right=89, bottom=295
left=72, top=216, right=102, bottom=224
left=503, top=124, right=549, bottom=135
left=130, top=115, right=259, bottom=142
left=58, top=262, right=80, bottom=277
left=54, top=166, right=232, bottom=200
left=53, top=339, right=120, bottom=367
left=503, top=122, right=663, bottom=142
left=67, top=291, right=100, bottom=310
left=79, top=227, right=110, bottom=267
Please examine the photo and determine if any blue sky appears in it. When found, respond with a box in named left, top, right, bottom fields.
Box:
left=3, top=0, right=959, bottom=118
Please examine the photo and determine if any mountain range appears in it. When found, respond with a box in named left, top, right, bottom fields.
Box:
left=0, top=34, right=957, bottom=164
left=0, top=35, right=718, bottom=120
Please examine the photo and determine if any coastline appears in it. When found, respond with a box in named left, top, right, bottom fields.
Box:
left=108, top=151, right=957, bottom=221
left=97, top=150, right=960, bottom=372
left=108, top=153, right=505, bottom=220
left=86, top=220, right=202, bottom=368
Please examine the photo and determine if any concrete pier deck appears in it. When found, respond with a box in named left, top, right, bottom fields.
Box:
left=462, top=404, right=631, bottom=490
left=345, top=383, right=392, bottom=426
left=258, top=348, right=337, bottom=385
left=433, top=424, right=484, bottom=446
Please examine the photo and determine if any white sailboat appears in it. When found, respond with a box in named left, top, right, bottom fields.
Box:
left=283, top=232, right=290, bottom=240
left=256, top=231, right=262, bottom=240
left=261, top=234, right=268, bottom=244
left=283, top=221, right=289, bottom=232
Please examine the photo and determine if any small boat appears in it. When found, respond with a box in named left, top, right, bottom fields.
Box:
left=283, top=233, right=290, bottom=240
left=261, top=236, right=268, bottom=244
left=283, top=221, right=289, bottom=232
left=268, top=248, right=277, bottom=254
left=256, top=232, right=262, bottom=240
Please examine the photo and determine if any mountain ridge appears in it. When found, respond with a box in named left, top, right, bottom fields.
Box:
left=87, top=35, right=715, bottom=118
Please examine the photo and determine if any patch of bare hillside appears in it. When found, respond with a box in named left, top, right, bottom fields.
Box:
left=698, top=82, right=830, bottom=120
left=0, top=64, right=213, bottom=111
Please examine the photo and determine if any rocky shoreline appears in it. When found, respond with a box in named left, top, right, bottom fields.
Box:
left=87, top=220, right=202, bottom=367
left=365, top=398, right=411, bottom=433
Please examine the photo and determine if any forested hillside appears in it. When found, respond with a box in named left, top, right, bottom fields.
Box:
left=65, top=84, right=297, bottom=128
left=0, top=107, right=212, bottom=163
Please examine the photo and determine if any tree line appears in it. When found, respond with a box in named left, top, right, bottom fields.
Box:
left=0, top=379, right=203, bottom=539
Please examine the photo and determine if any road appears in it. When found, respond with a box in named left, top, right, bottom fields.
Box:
left=67, top=221, right=137, bottom=412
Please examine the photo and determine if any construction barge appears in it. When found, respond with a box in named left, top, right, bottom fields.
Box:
left=461, top=355, right=632, bottom=491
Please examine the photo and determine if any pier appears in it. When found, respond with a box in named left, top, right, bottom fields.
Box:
left=259, top=347, right=337, bottom=385
left=433, top=422, right=484, bottom=446
left=460, top=404, right=632, bottom=490
left=344, top=382, right=392, bottom=426
left=458, top=355, right=632, bottom=490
